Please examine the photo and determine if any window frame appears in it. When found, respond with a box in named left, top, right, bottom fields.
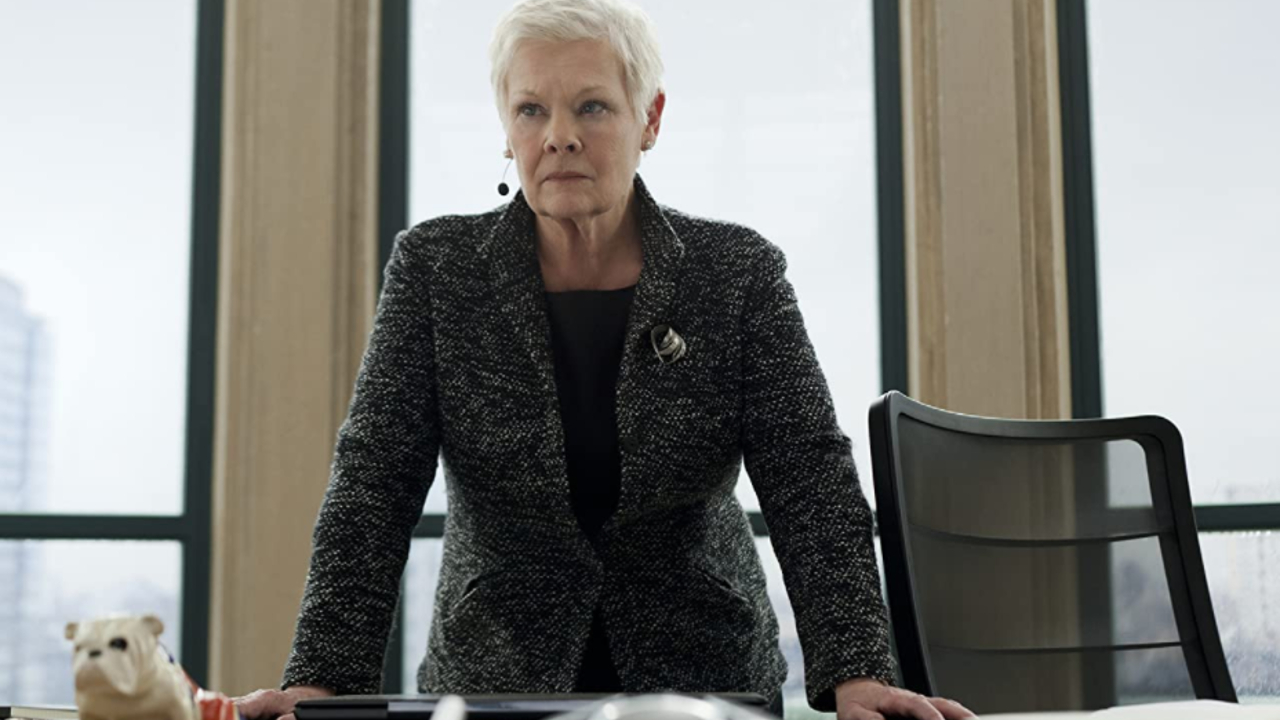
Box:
left=0, top=0, right=223, bottom=687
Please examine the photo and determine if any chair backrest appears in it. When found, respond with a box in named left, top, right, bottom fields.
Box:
left=868, top=391, right=1235, bottom=714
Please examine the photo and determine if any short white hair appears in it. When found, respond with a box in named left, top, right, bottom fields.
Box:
left=489, top=0, right=665, bottom=127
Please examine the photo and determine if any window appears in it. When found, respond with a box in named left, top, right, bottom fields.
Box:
left=0, top=0, right=218, bottom=697
left=407, top=0, right=881, bottom=514
left=400, top=1, right=886, bottom=714
left=0, top=541, right=183, bottom=705
left=401, top=539, right=444, bottom=692
left=0, top=0, right=197, bottom=516
left=1199, top=532, right=1280, bottom=698
left=1080, top=0, right=1280, bottom=698
left=1088, top=1, right=1280, bottom=507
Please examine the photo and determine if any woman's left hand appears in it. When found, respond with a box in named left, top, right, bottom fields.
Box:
left=834, top=677, right=977, bottom=720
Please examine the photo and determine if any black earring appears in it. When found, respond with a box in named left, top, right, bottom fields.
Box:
left=498, top=156, right=513, bottom=196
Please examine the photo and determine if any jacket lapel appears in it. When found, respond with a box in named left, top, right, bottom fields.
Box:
left=480, top=174, right=687, bottom=401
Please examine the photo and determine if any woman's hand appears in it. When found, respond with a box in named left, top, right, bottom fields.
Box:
left=234, top=685, right=335, bottom=720
left=835, top=677, right=976, bottom=720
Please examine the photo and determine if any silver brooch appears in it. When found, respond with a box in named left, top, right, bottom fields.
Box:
left=649, top=324, right=687, bottom=365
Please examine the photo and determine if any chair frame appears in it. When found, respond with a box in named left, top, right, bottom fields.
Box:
left=868, top=390, right=1237, bottom=704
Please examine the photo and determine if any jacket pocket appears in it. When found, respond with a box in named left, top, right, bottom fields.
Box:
left=442, top=569, right=513, bottom=622
left=693, top=566, right=752, bottom=608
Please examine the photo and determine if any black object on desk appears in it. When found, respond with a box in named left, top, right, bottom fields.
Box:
left=293, top=693, right=769, bottom=720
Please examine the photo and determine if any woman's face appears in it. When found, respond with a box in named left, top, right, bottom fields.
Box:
left=502, top=38, right=661, bottom=222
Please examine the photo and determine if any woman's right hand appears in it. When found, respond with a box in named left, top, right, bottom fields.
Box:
left=234, top=685, right=335, bottom=720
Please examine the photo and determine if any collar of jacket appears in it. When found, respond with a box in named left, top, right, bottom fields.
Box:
left=480, top=173, right=688, bottom=395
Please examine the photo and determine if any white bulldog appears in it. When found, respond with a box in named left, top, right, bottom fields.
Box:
left=65, top=614, right=238, bottom=720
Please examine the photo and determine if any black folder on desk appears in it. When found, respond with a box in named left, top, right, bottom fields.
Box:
left=0, top=705, right=79, bottom=720
left=293, top=693, right=769, bottom=720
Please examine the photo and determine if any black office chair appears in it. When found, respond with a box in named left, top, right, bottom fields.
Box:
left=868, top=391, right=1236, bottom=714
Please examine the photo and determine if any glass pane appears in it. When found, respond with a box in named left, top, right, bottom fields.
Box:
left=423, top=471, right=447, bottom=515
left=0, top=1, right=197, bottom=514
left=757, top=538, right=805, bottom=717
left=408, top=0, right=881, bottom=514
left=1200, top=532, right=1280, bottom=700
left=402, top=538, right=445, bottom=692
left=1088, top=1, right=1280, bottom=504
left=0, top=540, right=182, bottom=705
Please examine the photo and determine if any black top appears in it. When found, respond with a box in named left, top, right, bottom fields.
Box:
left=543, top=283, right=636, bottom=692
left=544, top=284, right=635, bottom=540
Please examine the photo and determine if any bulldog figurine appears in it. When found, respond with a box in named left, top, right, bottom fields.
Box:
left=65, top=614, right=240, bottom=720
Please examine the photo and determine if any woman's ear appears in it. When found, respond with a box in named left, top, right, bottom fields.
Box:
left=644, top=91, right=666, bottom=147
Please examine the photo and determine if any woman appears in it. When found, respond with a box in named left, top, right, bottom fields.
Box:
left=236, top=1, right=973, bottom=719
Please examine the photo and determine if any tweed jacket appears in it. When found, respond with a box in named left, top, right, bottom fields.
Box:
left=280, top=174, right=896, bottom=711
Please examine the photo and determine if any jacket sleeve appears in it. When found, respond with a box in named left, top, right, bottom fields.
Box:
left=280, top=228, right=441, bottom=695
left=739, top=239, right=897, bottom=711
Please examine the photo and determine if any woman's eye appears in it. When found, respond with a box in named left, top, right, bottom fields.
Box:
left=581, top=101, right=605, bottom=114
left=518, top=104, right=541, bottom=117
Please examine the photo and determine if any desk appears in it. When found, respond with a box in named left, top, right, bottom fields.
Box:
left=981, top=701, right=1280, bottom=719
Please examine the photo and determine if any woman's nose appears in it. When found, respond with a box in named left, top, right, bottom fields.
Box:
left=544, top=137, right=579, bottom=154
left=544, top=119, right=580, bottom=154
